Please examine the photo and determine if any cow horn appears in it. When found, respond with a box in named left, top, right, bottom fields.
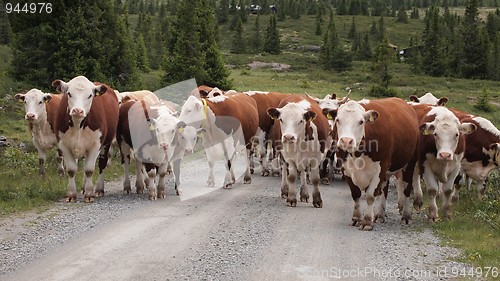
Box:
left=339, top=89, right=351, bottom=104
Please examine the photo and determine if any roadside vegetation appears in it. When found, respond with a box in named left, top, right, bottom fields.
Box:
left=0, top=0, right=499, bottom=276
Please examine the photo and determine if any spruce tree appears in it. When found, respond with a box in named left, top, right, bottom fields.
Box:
left=315, top=8, right=323, bottom=36
left=250, top=15, right=263, bottom=53
left=396, top=6, right=409, bottom=23
left=217, top=0, right=230, bottom=23
left=370, top=36, right=396, bottom=97
left=460, top=0, right=485, bottom=78
left=359, top=33, right=373, bottom=61
left=421, top=7, right=446, bottom=77
left=492, top=32, right=500, bottom=80
left=232, top=17, right=246, bottom=53
left=264, top=15, right=281, bottom=54
left=0, top=0, right=12, bottom=45
left=348, top=17, right=357, bottom=39
left=136, top=34, right=149, bottom=71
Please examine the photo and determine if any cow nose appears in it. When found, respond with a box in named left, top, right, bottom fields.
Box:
left=339, top=137, right=354, bottom=149
left=283, top=134, right=296, bottom=142
left=185, top=148, right=193, bottom=153
left=438, top=152, right=452, bottom=160
left=71, top=108, right=84, bottom=117
left=25, top=113, right=35, bottom=120
left=160, top=143, right=169, bottom=150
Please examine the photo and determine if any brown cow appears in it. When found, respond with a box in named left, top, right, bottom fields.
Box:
left=15, top=89, right=64, bottom=176
left=325, top=98, right=420, bottom=230
left=52, top=76, right=119, bottom=203
left=179, top=91, right=259, bottom=188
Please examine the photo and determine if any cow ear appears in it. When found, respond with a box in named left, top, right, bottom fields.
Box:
left=459, top=122, right=476, bottom=135
left=408, top=95, right=419, bottom=103
left=437, top=97, right=449, bottom=106
left=177, top=121, right=187, bottom=129
left=322, top=108, right=337, bottom=120
left=197, top=128, right=206, bottom=136
left=51, top=80, right=68, bottom=93
left=267, top=107, right=281, bottom=120
left=14, top=93, right=26, bottom=102
left=199, top=90, right=209, bottom=98
left=364, top=110, right=379, bottom=122
left=94, top=85, right=107, bottom=96
left=43, top=94, right=52, bottom=103
left=330, top=93, right=337, bottom=100
left=148, top=118, right=157, bottom=131
left=304, top=110, right=316, bottom=122
left=420, top=123, right=435, bottom=135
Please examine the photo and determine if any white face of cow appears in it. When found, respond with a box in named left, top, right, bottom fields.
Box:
left=267, top=100, right=316, bottom=144
left=15, top=89, right=52, bottom=123
left=152, top=110, right=181, bottom=151
left=179, top=126, right=204, bottom=153
left=51, top=76, right=107, bottom=121
left=318, top=94, right=340, bottom=111
left=333, top=100, right=378, bottom=153
left=179, top=96, right=205, bottom=128
left=420, top=110, right=476, bottom=161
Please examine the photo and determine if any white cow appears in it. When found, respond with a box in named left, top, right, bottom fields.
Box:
left=408, top=92, right=448, bottom=106
left=15, top=89, right=65, bottom=176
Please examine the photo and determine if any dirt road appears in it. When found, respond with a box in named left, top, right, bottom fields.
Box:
left=1, top=156, right=470, bottom=281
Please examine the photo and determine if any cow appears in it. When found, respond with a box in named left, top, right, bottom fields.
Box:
left=117, top=99, right=202, bottom=200
left=325, top=98, right=420, bottom=230
left=15, top=89, right=64, bottom=176
left=115, top=90, right=160, bottom=106
left=267, top=95, right=329, bottom=208
left=448, top=111, right=500, bottom=202
left=413, top=105, right=476, bottom=221
left=408, top=92, right=448, bottom=106
left=51, top=76, right=119, bottom=203
left=179, top=91, right=259, bottom=188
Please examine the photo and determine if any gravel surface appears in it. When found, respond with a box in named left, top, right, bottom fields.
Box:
left=0, top=156, right=476, bottom=281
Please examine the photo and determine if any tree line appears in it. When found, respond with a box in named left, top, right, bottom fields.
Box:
left=1, top=0, right=500, bottom=91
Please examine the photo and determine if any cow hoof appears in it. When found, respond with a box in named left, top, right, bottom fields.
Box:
left=136, top=189, right=144, bottom=194
left=57, top=169, right=65, bottom=177
left=176, top=189, right=183, bottom=196
left=320, top=178, right=329, bottom=185
left=95, top=191, right=104, bottom=197
left=84, top=196, right=95, bottom=203
left=149, top=195, right=157, bottom=201
left=224, top=183, right=233, bottom=189
left=427, top=216, right=439, bottom=223
left=350, top=219, right=359, bottom=226
left=359, top=224, right=374, bottom=231
left=65, top=196, right=77, bottom=203
left=300, top=194, right=309, bottom=203
left=244, top=176, right=251, bottom=184
left=250, top=168, right=254, bottom=174
left=158, top=192, right=165, bottom=199
left=287, top=198, right=297, bottom=207
left=272, top=171, right=280, bottom=177
left=261, top=170, right=270, bottom=177
left=375, top=215, right=385, bottom=223
left=313, top=200, right=323, bottom=208
left=281, top=192, right=288, bottom=199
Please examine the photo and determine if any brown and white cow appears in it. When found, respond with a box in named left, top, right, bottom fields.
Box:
left=408, top=92, right=448, bottom=106
left=15, top=89, right=64, bottom=176
left=267, top=95, right=329, bottom=208
left=414, top=105, right=476, bottom=221
left=179, top=92, right=259, bottom=188
left=444, top=109, right=500, bottom=201
left=117, top=99, right=202, bottom=200
left=326, top=98, right=420, bottom=230
left=114, top=90, right=160, bottom=106
left=52, top=76, right=119, bottom=203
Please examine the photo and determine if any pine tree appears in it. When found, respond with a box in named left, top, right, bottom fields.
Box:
left=136, top=34, right=149, bottom=71
left=238, top=0, right=248, bottom=23
left=250, top=15, right=263, bottom=52
left=232, top=17, right=246, bottom=53
left=337, top=0, right=348, bottom=15
left=358, top=33, right=373, bottom=60
left=348, top=17, right=357, bottom=39
left=315, top=8, right=323, bottom=35
left=277, top=0, right=287, bottom=21
left=217, top=0, right=230, bottom=23
left=164, top=0, right=231, bottom=88
left=378, top=16, right=385, bottom=41
left=0, top=0, right=12, bottom=45
left=421, top=7, right=446, bottom=77
left=370, top=36, right=396, bottom=97
left=396, top=6, right=409, bottom=23
left=460, top=0, right=488, bottom=79
left=264, top=15, right=281, bottom=54
left=320, top=11, right=353, bottom=71
left=492, top=32, right=500, bottom=80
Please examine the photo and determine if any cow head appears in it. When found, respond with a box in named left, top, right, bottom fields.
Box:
left=420, top=109, right=476, bottom=161
left=151, top=110, right=183, bottom=151
left=267, top=100, right=316, bottom=144
left=52, top=76, right=107, bottom=121
left=15, top=89, right=52, bottom=123
left=179, top=95, right=205, bottom=129
left=409, top=93, right=448, bottom=106
left=179, top=125, right=205, bottom=153
left=332, top=100, right=379, bottom=153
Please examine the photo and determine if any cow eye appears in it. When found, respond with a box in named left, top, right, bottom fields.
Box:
left=299, top=120, right=303, bottom=124
left=67, top=93, right=72, bottom=98
left=279, top=118, right=283, bottom=122
left=88, top=94, right=92, bottom=99
left=38, top=101, right=43, bottom=105
left=359, top=120, right=364, bottom=125
left=455, top=133, right=459, bottom=137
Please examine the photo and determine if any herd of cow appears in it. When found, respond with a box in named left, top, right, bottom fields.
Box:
left=15, top=75, right=500, bottom=230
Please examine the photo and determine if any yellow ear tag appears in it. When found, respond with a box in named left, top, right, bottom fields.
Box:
left=422, top=128, right=430, bottom=135
left=369, top=115, right=376, bottom=122
left=18, top=99, right=24, bottom=103
left=178, top=127, right=185, bottom=134
left=149, top=123, right=155, bottom=131
left=326, top=113, right=333, bottom=120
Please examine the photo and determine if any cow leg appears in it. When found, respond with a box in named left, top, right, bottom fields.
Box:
left=120, top=142, right=132, bottom=193
left=83, top=146, right=101, bottom=203
left=412, top=165, right=423, bottom=212
left=223, top=159, right=234, bottom=189
left=360, top=175, right=381, bottom=231
left=135, top=158, right=145, bottom=194
left=244, top=149, right=252, bottom=184
left=271, top=155, right=281, bottom=177
left=310, top=163, right=322, bottom=208
left=466, top=175, right=472, bottom=191
left=346, top=176, right=362, bottom=226
left=61, top=146, right=78, bottom=202
left=286, top=161, right=298, bottom=207
left=157, top=162, right=168, bottom=199
left=280, top=160, right=288, bottom=198
left=34, top=141, right=46, bottom=176
left=95, top=144, right=111, bottom=197
left=55, top=149, right=64, bottom=177
left=375, top=180, right=389, bottom=223
left=423, top=170, right=440, bottom=222
left=166, top=162, right=173, bottom=175
left=395, top=174, right=405, bottom=214
left=452, top=172, right=463, bottom=204
left=319, top=158, right=329, bottom=185
left=441, top=168, right=460, bottom=220
left=299, top=170, right=309, bottom=203
left=207, top=159, right=216, bottom=187
left=145, top=163, right=157, bottom=200
left=173, top=158, right=182, bottom=196
left=476, top=179, right=487, bottom=199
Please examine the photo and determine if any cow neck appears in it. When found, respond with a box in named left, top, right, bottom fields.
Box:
left=201, top=98, right=209, bottom=129
left=29, top=115, right=51, bottom=143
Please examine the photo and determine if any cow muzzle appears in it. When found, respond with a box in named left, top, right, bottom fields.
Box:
left=282, top=134, right=296, bottom=143
left=437, top=152, right=453, bottom=161
left=25, top=113, right=36, bottom=121
left=70, top=108, right=85, bottom=118
left=160, top=143, right=169, bottom=151
left=338, top=137, right=355, bottom=151
left=185, top=148, right=193, bottom=154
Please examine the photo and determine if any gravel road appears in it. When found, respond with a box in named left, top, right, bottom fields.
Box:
left=0, top=154, right=473, bottom=281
